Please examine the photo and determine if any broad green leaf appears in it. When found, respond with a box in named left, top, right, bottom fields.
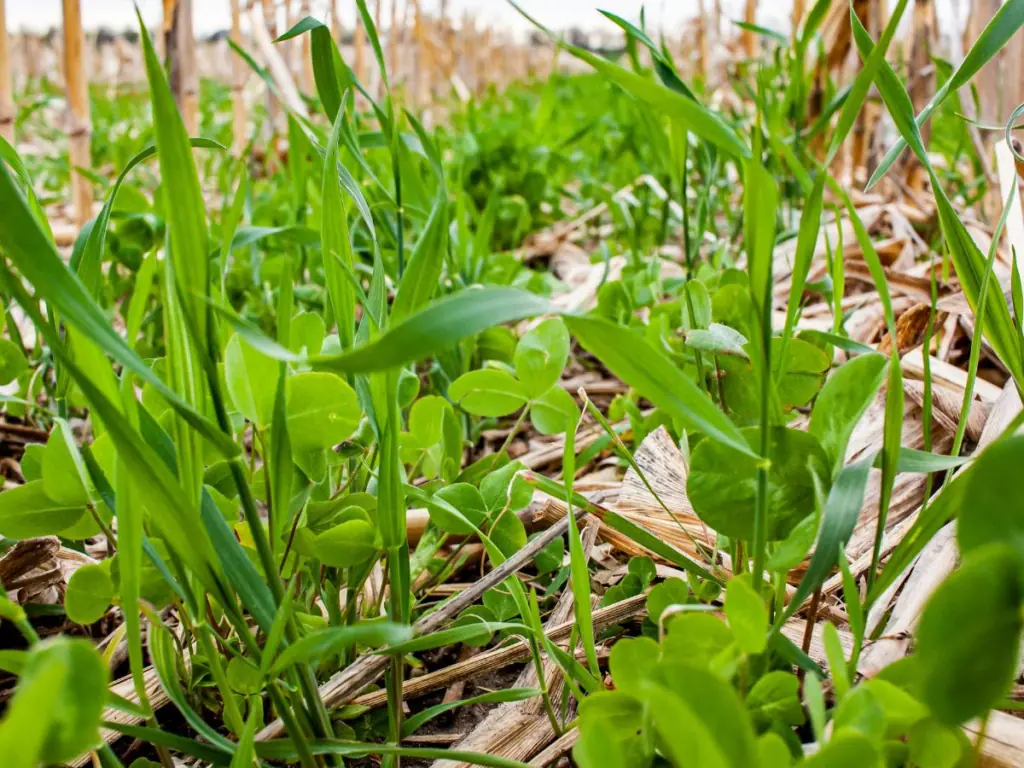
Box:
left=65, top=564, right=114, bottom=625
left=801, top=731, right=878, bottom=767
left=448, top=369, right=528, bottom=417
left=653, top=661, right=758, bottom=767
left=285, top=372, right=361, bottom=453
left=41, top=419, right=92, bottom=507
left=810, top=353, right=888, bottom=472
left=747, top=671, right=804, bottom=728
left=529, top=385, right=580, bottom=435
left=684, top=323, right=748, bottom=358
left=908, top=718, right=963, bottom=768
left=773, top=338, right=830, bottom=407
left=290, top=312, right=326, bottom=356
left=0, top=637, right=109, bottom=765
left=430, top=483, right=488, bottom=535
left=514, top=318, right=570, bottom=398
left=917, top=543, right=1023, bottom=724
left=646, top=577, right=690, bottom=625
left=0, top=481, right=86, bottom=538
left=566, top=314, right=755, bottom=458
left=725, top=577, right=768, bottom=655
left=687, top=426, right=828, bottom=541
left=959, top=434, right=1024, bottom=559
left=313, top=519, right=377, bottom=568
left=662, top=612, right=733, bottom=671
left=224, top=333, right=277, bottom=426
left=0, top=338, right=26, bottom=385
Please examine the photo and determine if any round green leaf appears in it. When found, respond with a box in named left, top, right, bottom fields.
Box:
left=0, top=338, right=27, bottom=386
left=646, top=577, right=690, bottom=624
left=0, top=481, right=86, bottom=539
left=429, top=483, right=488, bottom=535
left=289, top=311, right=326, bottom=356
left=226, top=656, right=263, bottom=694
left=960, top=436, right=1024, bottom=559
left=313, top=519, right=377, bottom=568
left=917, top=543, right=1023, bottom=725
left=514, top=317, right=570, bottom=398
left=687, top=426, right=828, bottom=541
left=224, top=333, right=277, bottom=426
left=41, top=421, right=91, bottom=507
left=65, top=564, right=114, bottom=625
left=285, top=372, right=361, bottom=453
left=0, top=637, right=109, bottom=763
left=663, top=612, right=733, bottom=671
left=448, top=369, right=528, bottom=417
left=529, top=385, right=580, bottom=436
left=725, top=576, right=768, bottom=655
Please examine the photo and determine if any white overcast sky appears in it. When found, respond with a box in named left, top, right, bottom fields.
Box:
left=3, top=0, right=970, bottom=39
left=6, top=0, right=785, bottom=34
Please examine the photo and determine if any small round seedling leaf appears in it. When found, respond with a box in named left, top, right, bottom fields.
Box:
left=646, top=577, right=690, bottom=624
left=917, top=543, right=1023, bottom=725
left=0, top=480, right=86, bottom=539
left=285, top=372, right=361, bottom=453
left=65, top=564, right=114, bottom=625
left=313, top=519, right=377, bottom=568
left=529, top=385, right=580, bottom=436
left=687, top=426, right=828, bottom=541
left=514, top=317, right=570, bottom=398
left=627, top=556, right=657, bottom=589
left=448, top=369, right=528, bottom=417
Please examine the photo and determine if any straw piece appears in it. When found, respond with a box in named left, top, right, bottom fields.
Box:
left=61, top=0, right=93, bottom=228
left=0, top=0, right=13, bottom=144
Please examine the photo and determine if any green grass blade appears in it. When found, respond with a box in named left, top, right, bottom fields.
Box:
left=824, top=0, right=911, bottom=167
left=0, top=163, right=236, bottom=456
left=322, top=104, right=358, bottom=350
left=867, top=0, right=1024, bottom=190
left=311, top=289, right=553, bottom=375
left=779, top=454, right=875, bottom=624
left=565, top=314, right=755, bottom=459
